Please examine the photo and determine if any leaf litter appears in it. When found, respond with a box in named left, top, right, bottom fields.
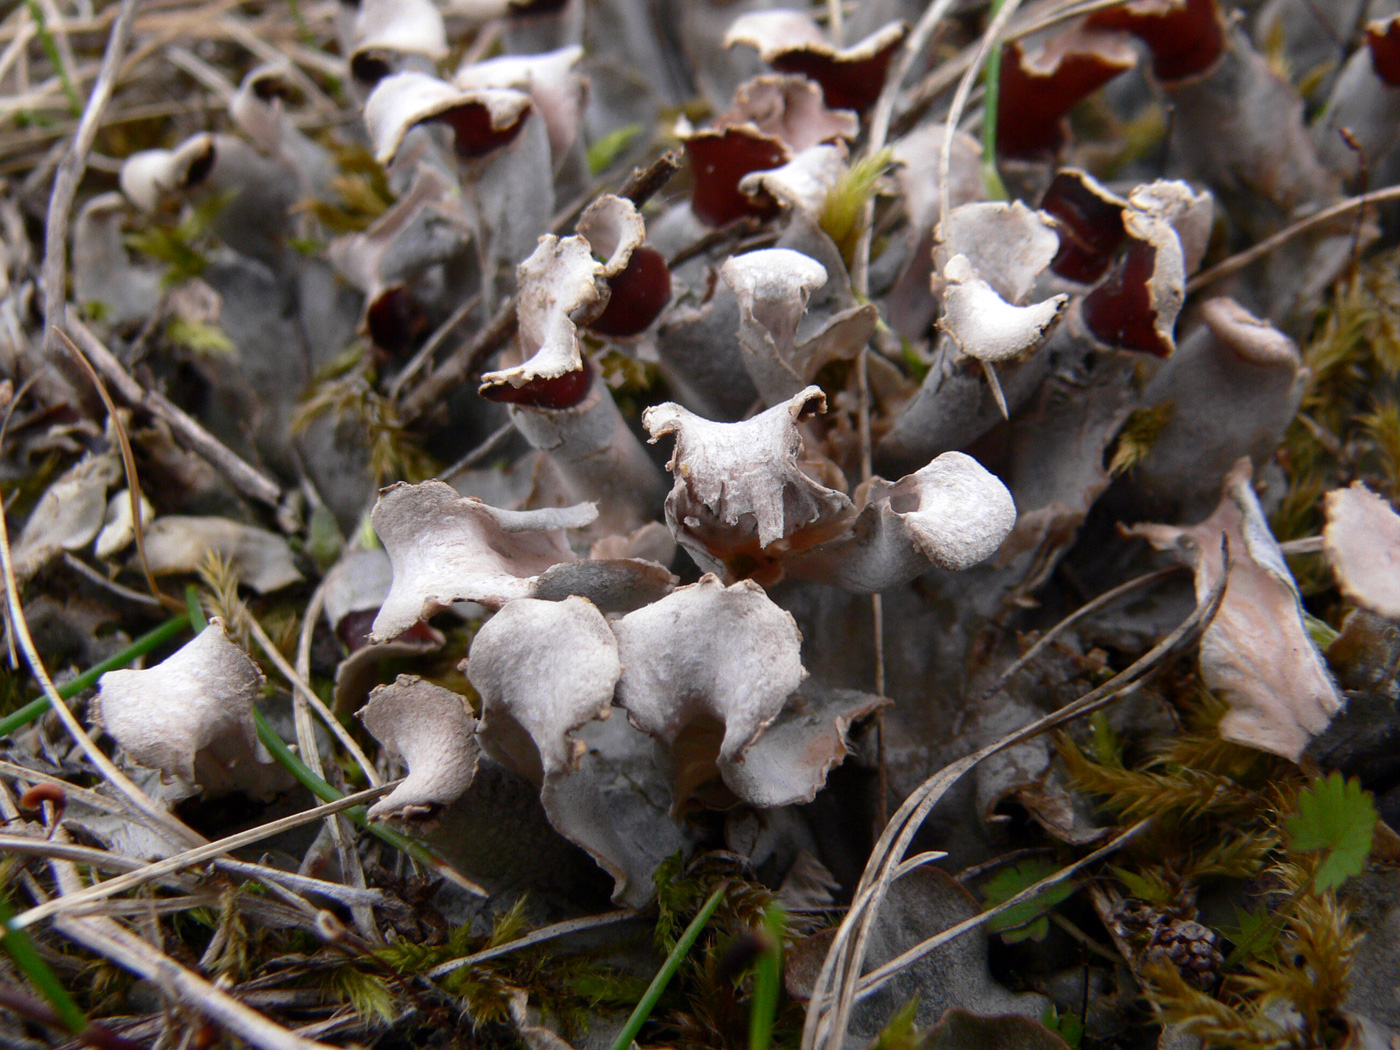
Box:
left=3, top=1, right=1400, bottom=1049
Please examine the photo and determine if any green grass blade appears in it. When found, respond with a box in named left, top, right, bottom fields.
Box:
left=748, top=905, right=785, bottom=1050
left=0, top=612, right=191, bottom=739
left=201, top=582, right=478, bottom=889
left=610, top=882, right=727, bottom=1050
left=250, top=677, right=479, bottom=888
left=185, top=584, right=207, bottom=631
left=23, top=0, right=82, bottom=115
left=0, top=890, right=87, bottom=1034
left=980, top=0, right=1010, bottom=201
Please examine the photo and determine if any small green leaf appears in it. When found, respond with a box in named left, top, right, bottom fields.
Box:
left=748, top=904, right=785, bottom=1050
left=1042, top=1004, right=1084, bottom=1048
left=306, top=504, right=345, bottom=572
left=1089, top=711, right=1122, bottom=767
left=609, top=882, right=727, bottom=1050
left=0, top=887, right=88, bottom=1034
left=1220, top=905, right=1282, bottom=967
left=899, top=338, right=930, bottom=383
left=165, top=317, right=237, bottom=358
left=983, top=859, right=1077, bottom=943
left=1284, top=772, right=1377, bottom=892
left=873, top=996, right=921, bottom=1050
left=1109, top=865, right=1176, bottom=905
left=1302, top=611, right=1340, bottom=652
left=587, top=124, right=642, bottom=175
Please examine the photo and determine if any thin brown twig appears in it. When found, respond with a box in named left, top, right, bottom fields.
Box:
left=398, top=298, right=516, bottom=426
left=388, top=292, right=481, bottom=403
left=665, top=215, right=768, bottom=269
left=400, top=150, right=683, bottom=425
left=1186, top=185, right=1400, bottom=293
left=65, top=319, right=288, bottom=517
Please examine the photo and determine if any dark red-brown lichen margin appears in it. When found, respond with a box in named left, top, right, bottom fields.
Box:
left=480, top=357, right=595, bottom=410
left=1081, top=239, right=1173, bottom=357
left=431, top=100, right=531, bottom=159
left=997, top=28, right=1136, bottom=161
left=1040, top=169, right=1128, bottom=284
left=683, top=127, right=789, bottom=227
left=586, top=246, right=672, bottom=338
left=1367, top=16, right=1400, bottom=87
left=768, top=28, right=907, bottom=114
left=1088, top=0, right=1226, bottom=84
left=366, top=285, right=431, bottom=357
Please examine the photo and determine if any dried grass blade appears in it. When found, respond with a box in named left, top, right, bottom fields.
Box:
left=854, top=818, right=1151, bottom=998
left=0, top=611, right=189, bottom=738
left=802, top=543, right=1229, bottom=1050
left=0, top=459, right=204, bottom=851
left=40, top=0, right=137, bottom=361
left=8, top=782, right=395, bottom=930
left=54, top=914, right=337, bottom=1050
left=426, top=908, right=642, bottom=978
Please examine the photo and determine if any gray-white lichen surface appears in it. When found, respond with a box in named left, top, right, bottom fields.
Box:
left=63, top=0, right=1384, bottom=934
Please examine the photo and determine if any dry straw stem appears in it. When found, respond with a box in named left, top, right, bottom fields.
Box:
left=855, top=818, right=1150, bottom=998
left=801, top=551, right=1229, bottom=1050
left=426, top=908, right=642, bottom=978
left=57, top=329, right=175, bottom=611
left=66, top=318, right=287, bottom=514
left=891, top=0, right=1129, bottom=140
left=39, top=0, right=138, bottom=363
left=849, top=0, right=969, bottom=778
left=292, top=579, right=380, bottom=941
left=55, top=914, right=337, bottom=1050
left=969, top=565, right=1185, bottom=708
left=242, top=606, right=382, bottom=788
left=8, top=781, right=394, bottom=930
left=864, top=0, right=961, bottom=154
left=0, top=832, right=197, bottom=887
left=0, top=833, right=388, bottom=909
left=29, top=823, right=341, bottom=1050
left=0, top=454, right=204, bottom=853
left=938, top=0, right=1027, bottom=221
